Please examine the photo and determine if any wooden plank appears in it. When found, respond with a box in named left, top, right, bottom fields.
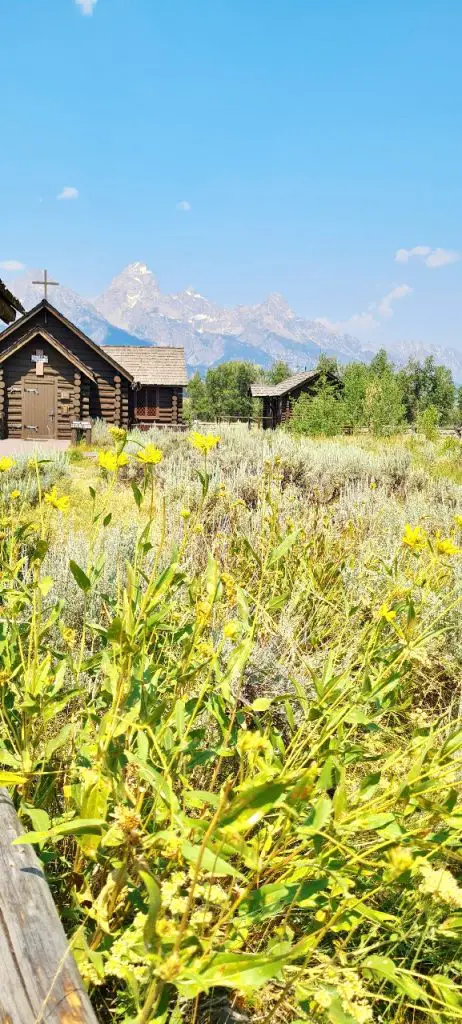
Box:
left=0, top=788, right=98, bottom=1023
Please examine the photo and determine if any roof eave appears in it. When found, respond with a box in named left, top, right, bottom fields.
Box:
left=0, top=327, right=97, bottom=382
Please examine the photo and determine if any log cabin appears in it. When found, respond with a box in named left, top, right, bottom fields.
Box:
left=0, top=299, right=187, bottom=439
left=103, top=345, right=187, bottom=428
left=251, top=368, right=340, bottom=428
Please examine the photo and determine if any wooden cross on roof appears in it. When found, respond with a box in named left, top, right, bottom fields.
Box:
left=32, top=269, right=59, bottom=301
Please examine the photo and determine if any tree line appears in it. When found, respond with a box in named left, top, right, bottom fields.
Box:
left=186, top=352, right=462, bottom=435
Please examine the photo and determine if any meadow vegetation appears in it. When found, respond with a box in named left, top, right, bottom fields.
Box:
left=0, top=423, right=461, bottom=1023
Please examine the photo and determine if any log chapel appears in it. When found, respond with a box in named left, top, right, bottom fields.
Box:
left=0, top=298, right=188, bottom=439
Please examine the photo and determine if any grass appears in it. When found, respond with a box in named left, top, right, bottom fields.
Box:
left=0, top=423, right=461, bottom=1023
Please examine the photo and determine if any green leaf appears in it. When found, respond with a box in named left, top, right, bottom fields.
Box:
left=441, top=727, right=462, bottom=761
left=359, top=771, right=381, bottom=802
left=194, top=950, right=288, bottom=994
left=363, top=955, right=428, bottom=1002
left=220, top=779, right=288, bottom=831
left=206, top=553, right=220, bottom=602
left=268, top=531, right=298, bottom=567
left=181, top=840, right=243, bottom=878
left=31, top=539, right=49, bottom=563
left=238, top=877, right=328, bottom=923
left=267, top=591, right=291, bottom=611
left=428, top=974, right=462, bottom=1008
left=44, top=722, right=74, bottom=760
left=249, top=697, right=273, bottom=712
left=69, top=560, right=92, bottom=593
left=0, top=770, right=29, bottom=785
left=22, top=806, right=51, bottom=833
left=78, top=775, right=111, bottom=857
left=127, top=754, right=180, bottom=813
left=132, top=482, right=143, bottom=508
left=139, top=868, right=161, bottom=950
left=354, top=812, right=397, bottom=831
left=150, top=562, right=180, bottom=604
left=103, top=512, right=112, bottom=528
left=326, top=992, right=361, bottom=1024
left=305, top=795, right=332, bottom=832
left=38, top=575, right=54, bottom=597
left=318, top=757, right=339, bottom=794
left=13, top=818, right=105, bottom=845
left=219, top=638, right=252, bottom=699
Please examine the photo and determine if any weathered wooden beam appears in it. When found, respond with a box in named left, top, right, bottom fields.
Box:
left=0, top=788, right=98, bottom=1023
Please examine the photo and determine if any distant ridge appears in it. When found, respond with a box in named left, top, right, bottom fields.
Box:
left=3, top=266, right=462, bottom=381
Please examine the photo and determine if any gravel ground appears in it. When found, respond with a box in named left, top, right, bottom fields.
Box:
left=0, top=439, right=70, bottom=456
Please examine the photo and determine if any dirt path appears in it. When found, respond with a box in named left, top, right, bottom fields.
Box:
left=0, top=439, right=70, bottom=456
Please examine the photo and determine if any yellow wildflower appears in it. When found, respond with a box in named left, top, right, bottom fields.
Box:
left=62, top=626, right=77, bottom=648
left=112, top=806, right=142, bottom=838
left=189, top=431, right=221, bottom=454
left=435, top=532, right=460, bottom=557
left=386, top=846, right=414, bottom=879
left=156, top=953, right=181, bottom=982
left=402, top=523, right=427, bottom=551
left=379, top=602, right=397, bottom=623
left=0, top=456, right=15, bottom=472
left=221, top=571, right=236, bottom=601
left=180, top=507, right=191, bottom=519
left=98, top=450, right=128, bottom=472
left=108, top=426, right=127, bottom=444
left=313, top=989, right=332, bottom=1010
left=194, top=523, right=204, bottom=533
left=370, top=479, right=377, bottom=490
left=10, top=490, right=20, bottom=500
left=136, top=444, right=163, bottom=465
left=156, top=919, right=177, bottom=939
left=223, top=620, right=240, bottom=640
left=196, top=640, right=215, bottom=659
left=237, top=730, right=272, bottom=756
left=197, top=600, right=212, bottom=623
left=454, top=514, right=462, bottom=528
left=44, top=487, right=70, bottom=513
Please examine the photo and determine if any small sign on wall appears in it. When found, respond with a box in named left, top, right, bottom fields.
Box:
left=31, top=350, right=48, bottom=377
left=72, top=420, right=92, bottom=430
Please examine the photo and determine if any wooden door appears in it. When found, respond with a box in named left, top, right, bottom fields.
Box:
left=22, top=381, right=57, bottom=439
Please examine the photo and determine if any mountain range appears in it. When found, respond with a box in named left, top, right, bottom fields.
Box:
left=4, top=264, right=462, bottom=381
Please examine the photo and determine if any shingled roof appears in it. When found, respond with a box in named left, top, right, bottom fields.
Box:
left=251, top=369, right=328, bottom=398
left=0, top=279, right=25, bottom=325
left=102, top=345, right=188, bottom=387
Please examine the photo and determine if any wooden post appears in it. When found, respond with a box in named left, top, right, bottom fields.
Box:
left=172, top=391, right=178, bottom=424
left=0, top=788, right=98, bottom=1023
left=0, top=368, right=4, bottom=440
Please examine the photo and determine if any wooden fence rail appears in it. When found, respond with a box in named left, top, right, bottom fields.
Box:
left=0, top=788, right=98, bottom=1023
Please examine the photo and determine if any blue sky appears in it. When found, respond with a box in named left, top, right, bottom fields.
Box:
left=1, top=0, right=462, bottom=348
